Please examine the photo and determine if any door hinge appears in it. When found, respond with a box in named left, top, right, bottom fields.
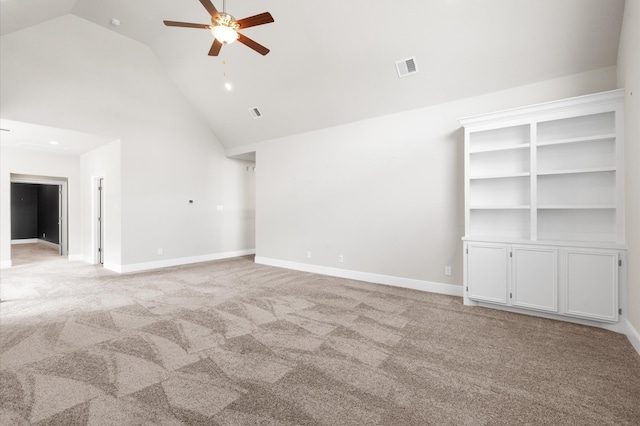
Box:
left=98, top=248, right=101, bottom=253
left=466, top=286, right=468, bottom=292
left=466, top=248, right=468, bottom=254
left=618, top=259, right=622, bottom=267
left=509, top=292, right=512, bottom=299
left=619, top=308, right=622, bottom=315
left=509, top=252, right=512, bottom=258
left=99, top=186, right=102, bottom=191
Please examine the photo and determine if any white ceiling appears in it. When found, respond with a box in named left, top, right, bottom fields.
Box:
left=0, top=0, right=626, bottom=154
left=0, top=119, right=116, bottom=156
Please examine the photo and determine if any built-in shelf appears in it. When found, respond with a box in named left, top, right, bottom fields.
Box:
left=536, top=133, right=616, bottom=147
left=461, top=236, right=626, bottom=250
left=537, top=205, right=616, bottom=210
left=470, top=205, right=530, bottom=210
left=469, top=143, right=530, bottom=154
left=470, top=172, right=531, bottom=180
left=537, top=167, right=616, bottom=176
left=460, top=89, right=624, bottom=245
left=460, top=89, right=625, bottom=326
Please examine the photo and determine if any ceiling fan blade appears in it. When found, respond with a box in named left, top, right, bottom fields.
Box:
left=236, top=12, right=274, bottom=29
left=199, top=0, right=220, bottom=19
left=237, top=33, right=270, bottom=55
left=164, top=20, right=211, bottom=29
left=208, top=39, right=223, bottom=56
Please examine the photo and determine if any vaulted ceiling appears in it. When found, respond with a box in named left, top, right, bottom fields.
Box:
left=0, top=0, right=626, bottom=153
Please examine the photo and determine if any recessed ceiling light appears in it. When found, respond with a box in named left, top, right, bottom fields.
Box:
left=225, top=82, right=232, bottom=91
left=49, top=141, right=59, bottom=145
left=18, top=142, right=70, bottom=153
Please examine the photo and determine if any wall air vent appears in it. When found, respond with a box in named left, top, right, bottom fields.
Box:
left=395, top=56, right=418, bottom=78
left=249, top=106, right=263, bottom=119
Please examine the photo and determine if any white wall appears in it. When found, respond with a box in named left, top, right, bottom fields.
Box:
left=255, top=67, right=617, bottom=289
left=0, top=147, right=81, bottom=266
left=80, top=140, right=122, bottom=268
left=617, top=0, right=640, bottom=342
left=0, top=15, right=255, bottom=271
left=219, top=160, right=256, bottom=251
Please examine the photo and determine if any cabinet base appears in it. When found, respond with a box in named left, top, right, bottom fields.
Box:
left=468, top=300, right=624, bottom=334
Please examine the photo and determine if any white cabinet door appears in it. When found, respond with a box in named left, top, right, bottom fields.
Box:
left=564, top=249, right=618, bottom=322
left=467, top=243, right=508, bottom=304
left=512, top=246, right=558, bottom=312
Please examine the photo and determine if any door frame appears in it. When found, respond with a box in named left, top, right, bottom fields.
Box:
left=10, top=174, right=68, bottom=256
left=92, top=176, right=104, bottom=265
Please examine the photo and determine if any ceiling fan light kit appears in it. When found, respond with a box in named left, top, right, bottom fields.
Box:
left=163, top=0, right=274, bottom=56
left=211, top=13, right=239, bottom=44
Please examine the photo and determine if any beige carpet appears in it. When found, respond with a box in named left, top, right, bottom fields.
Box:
left=1, top=244, right=639, bottom=425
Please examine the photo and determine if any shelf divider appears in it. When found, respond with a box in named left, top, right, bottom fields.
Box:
left=469, top=143, right=530, bottom=154
left=537, top=167, right=615, bottom=176
left=470, top=172, right=530, bottom=180
left=470, top=205, right=530, bottom=210
left=537, top=133, right=615, bottom=147
left=537, top=204, right=616, bottom=210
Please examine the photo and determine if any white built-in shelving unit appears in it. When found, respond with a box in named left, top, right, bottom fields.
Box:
left=459, top=89, right=626, bottom=327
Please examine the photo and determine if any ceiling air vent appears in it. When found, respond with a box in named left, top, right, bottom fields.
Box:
left=395, top=56, right=418, bottom=78
left=249, top=106, right=263, bottom=119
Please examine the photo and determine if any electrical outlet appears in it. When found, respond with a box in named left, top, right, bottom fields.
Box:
left=158, top=248, right=163, bottom=255
left=445, top=266, right=452, bottom=276
left=307, top=251, right=312, bottom=259
left=42, top=233, right=45, bottom=238
left=338, top=255, right=344, bottom=263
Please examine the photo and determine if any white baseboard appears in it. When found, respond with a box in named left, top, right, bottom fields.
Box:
left=11, top=238, right=38, bottom=244
left=103, top=262, right=120, bottom=272
left=0, top=259, right=12, bottom=269
left=255, top=257, right=464, bottom=297
left=10, top=238, right=61, bottom=248
left=112, top=249, right=256, bottom=274
left=68, top=254, right=83, bottom=262
left=625, top=319, right=640, bottom=357
left=37, top=239, right=60, bottom=249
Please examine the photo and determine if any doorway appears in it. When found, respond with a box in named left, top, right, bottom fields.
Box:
left=10, top=174, right=68, bottom=264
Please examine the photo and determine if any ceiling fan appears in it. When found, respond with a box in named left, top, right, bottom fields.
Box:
left=163, top=0, right=274, bottom=56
